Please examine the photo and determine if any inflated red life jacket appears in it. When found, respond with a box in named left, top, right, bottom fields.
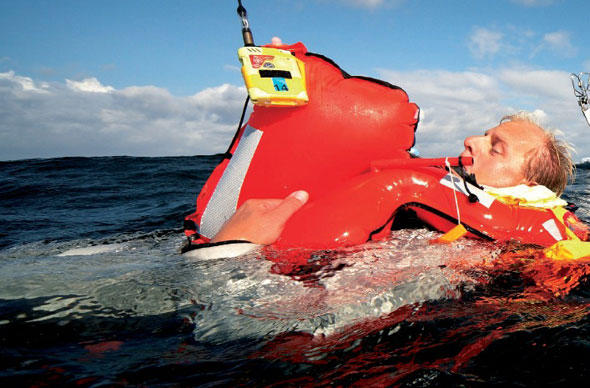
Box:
left=185, top=42, right=420, bottom=244
left=273, top=165, right=578, bottom=249
left=183, top=42, right=584, bottom=252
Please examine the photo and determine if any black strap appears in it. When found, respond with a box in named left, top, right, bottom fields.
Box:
left=457, top=156, right=480, bottom=203
left=223, top=95, right=251, bottom=159
left=181, top=239, right=253, bottom=254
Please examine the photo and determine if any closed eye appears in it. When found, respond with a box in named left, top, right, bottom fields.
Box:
left=490, top=134, right=505, bottom=155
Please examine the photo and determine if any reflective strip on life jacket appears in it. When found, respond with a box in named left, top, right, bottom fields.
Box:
left=200, top=125, right=263, bottom=238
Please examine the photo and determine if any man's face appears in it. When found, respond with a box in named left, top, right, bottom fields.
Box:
left=460, top=119, right=545, bottom=187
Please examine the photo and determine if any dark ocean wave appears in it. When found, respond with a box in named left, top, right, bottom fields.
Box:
left=1, top=155, right=590, bottom=386
left=0, top=155, right=223, bottom=248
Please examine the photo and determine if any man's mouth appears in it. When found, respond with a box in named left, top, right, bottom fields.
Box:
left=460, top=152, right=473, bottom=172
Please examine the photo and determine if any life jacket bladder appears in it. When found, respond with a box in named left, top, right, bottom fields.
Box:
left=183, top=42, right=588, bottom=257
left=184, top=42, right=419, bottom=243
left=272, top=164, right=580, bottom=249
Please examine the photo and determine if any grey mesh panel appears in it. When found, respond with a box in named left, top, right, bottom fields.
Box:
left=200, top=125, right=263, bottom=238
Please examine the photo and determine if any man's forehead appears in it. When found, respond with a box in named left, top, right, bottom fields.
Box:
left=491, top=120, right=544, bottom=146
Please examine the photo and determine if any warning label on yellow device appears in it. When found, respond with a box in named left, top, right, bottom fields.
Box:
left=238, top=46, right=308, bottom=106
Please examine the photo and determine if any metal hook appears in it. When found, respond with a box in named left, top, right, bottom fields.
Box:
left=237, top=0, right=254, bottom=46
left=571, top=72, right=590, bottom=127
left=570, top=73, right=587, bottom=98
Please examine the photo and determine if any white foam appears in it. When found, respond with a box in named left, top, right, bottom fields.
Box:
left=187, top=229, right=498, bottom=343
left=58, top=243, right=124, bottom=257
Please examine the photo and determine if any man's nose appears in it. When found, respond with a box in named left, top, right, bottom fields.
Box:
left=464, top=134, right=485, bottom=151
left=464, top=135, right=476, bottom=152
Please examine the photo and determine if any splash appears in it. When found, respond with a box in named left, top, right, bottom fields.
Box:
left=251, top=240, right=590, bottom=387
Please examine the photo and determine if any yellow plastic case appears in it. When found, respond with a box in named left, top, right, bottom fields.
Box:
left=238, top=46, right=308, bottom=106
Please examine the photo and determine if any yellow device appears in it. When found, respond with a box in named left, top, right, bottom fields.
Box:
left=238, top=46, right=308, bottom=106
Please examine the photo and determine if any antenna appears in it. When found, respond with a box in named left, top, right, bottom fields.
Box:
left=237, top=0, right=254, bottom=46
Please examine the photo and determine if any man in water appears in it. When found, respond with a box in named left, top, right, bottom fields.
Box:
left=201, top=112, right=574, bottom=253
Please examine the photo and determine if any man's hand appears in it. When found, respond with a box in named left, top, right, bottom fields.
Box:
left=211, top=190, right=309, bottom=245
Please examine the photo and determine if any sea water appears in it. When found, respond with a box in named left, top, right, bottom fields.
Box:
left=1, top=156, right=590, bottom=386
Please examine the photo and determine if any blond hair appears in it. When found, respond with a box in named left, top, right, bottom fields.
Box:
left=501, top=112, right=575, bottom=196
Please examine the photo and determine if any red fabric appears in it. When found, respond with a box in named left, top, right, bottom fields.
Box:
left=186, top=42, right=419, bottom=244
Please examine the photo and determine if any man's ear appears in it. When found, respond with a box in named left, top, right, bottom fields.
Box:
left=518, top=173, right=536, bottom=186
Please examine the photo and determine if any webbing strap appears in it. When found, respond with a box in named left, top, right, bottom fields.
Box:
left=550, top=207, right=581, bottom=241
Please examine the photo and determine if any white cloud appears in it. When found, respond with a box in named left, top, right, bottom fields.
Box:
left=66, top=77, right=115, bottom=93
left=498, top=68, right=571, bottom=99
left=1, top=68, right=588, bottom=163
left=377, top=69, right=505, bottom=156
left=541, top=31, right=577, bottom=57
left=531, top=30, right=577, bottom=58
left=0, top=71, right=247, bottom=160
left=0, top=70, right=49, bottom=93
left=376, top=66, right=587, bottom=160
left=468, top=26, right=578, bottom=63
left=468, top=28, right=504, bottom=60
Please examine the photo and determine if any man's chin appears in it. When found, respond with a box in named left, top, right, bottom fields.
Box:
left=462, top=164, right=473, bottom=174
left=454, top=164, right=481, bottom=187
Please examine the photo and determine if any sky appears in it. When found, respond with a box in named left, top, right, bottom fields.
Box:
left=1, top=0, right=589, bottom=161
